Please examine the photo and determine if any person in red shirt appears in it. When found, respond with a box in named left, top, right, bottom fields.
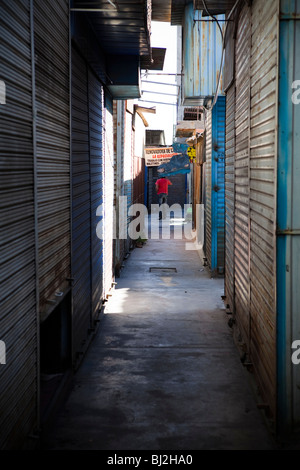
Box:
left=155, top=176, right=172, bottom=219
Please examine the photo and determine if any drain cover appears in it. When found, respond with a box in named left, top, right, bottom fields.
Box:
left=149, top=267, right=177, bottom=273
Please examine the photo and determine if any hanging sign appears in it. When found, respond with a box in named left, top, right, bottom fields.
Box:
left=144, top=146, right=181, bottom=167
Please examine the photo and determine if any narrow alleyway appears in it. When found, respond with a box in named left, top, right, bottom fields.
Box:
left=42, top=220, right=275, bottom=451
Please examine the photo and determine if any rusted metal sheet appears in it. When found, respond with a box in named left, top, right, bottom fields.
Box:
left=225, top=84, right=235, bottom=313
left=0, top=0, right=38, bottom=449
left=233, top=3, right=251, bottom=346
left=34, top=0, right=70, bottom=318
left=182, top=3, right=225, bottom=104
left=249, top=0, right=278, bottom=421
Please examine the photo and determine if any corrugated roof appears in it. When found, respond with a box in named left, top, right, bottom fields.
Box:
left=71, top=0, right=151, bottom=56
left=152, top=0, right=172, bottom=21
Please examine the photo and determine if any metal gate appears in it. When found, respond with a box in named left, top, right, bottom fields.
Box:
left=103, top=96, right=114, bottom=296
left=88, top=69, right=104, bottom=322
left=71, top=45, right=104, bottom=363
left=249, top=0, right=278, bottom=420
left=0, top=0, right=38, bottom=449
left=225, top=84, right=236, bottom=312
left=34, top=0, right=70, bottom=318
left=234, top=3, right=251, bottom=345
left=71, top=46, right=91, bottom=360
left=205, top=96, right=226, bottom=274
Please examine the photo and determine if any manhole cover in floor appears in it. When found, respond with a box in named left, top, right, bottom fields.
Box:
left=149, top=267, right=177, bottom=273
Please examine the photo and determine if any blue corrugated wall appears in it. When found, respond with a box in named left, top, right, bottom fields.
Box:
left=211, top=96, right=226, bottom=273
left=277, top=0, right=300, bottom=433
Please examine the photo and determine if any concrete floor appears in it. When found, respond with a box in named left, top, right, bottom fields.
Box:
left=42, top=220, right=275, bottom=450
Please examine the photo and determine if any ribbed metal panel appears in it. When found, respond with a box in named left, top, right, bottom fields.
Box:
left=212, top=97, right=226, bottom=273
left=104, top=99, right=115, bottom=296
left=234, top=3, right=251, bottom=345
left=125, top=109, right=133, bottom=251
left=113, top=100, right=126, bottom=271
left=225, top=85, right=235, bottom=311
left=34, top=0, right=70, bottom=317
left=277, top=0, right=300, bottom=431
left=205, top=109, right=212, bottom=266
left=71, top=46, right=92, bottom=359
left=182, top=4, right=225, bottom=103
left=71, top=46, right=105, bottom=363
left=205, top=98, right=226, bottom=273
left=88, top=68, right=104, bottom=320
left=249, top=0, right=278, bottom=419
left=0, top=0, right=38, bottom=449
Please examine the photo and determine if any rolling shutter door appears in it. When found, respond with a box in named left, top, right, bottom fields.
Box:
left=88, top=68, right=104, bottom=321
left=205, top=109, right=212, bottom=268
left=103, top=100, right=114, bottom=296
left=0, top=0, right=38, bottom=449
left=225, top=84, right=236, bottom=311
left=34, top=0, right=70, bottom=318
left=234, top=4, right=251, bottom=345
left=71, top=45, right=105, bottom=362
left=212, top=97, right=226, bottom=273
left=71, top=46, right=92, bottom=360
left=249, top=0, right=278, bottom=416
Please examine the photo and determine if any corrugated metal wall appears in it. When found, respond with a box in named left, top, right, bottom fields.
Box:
left=0, top=0, right=38, bottom=449
left=249, top=0, right=278, bottom=419
left=225, top=84, right=235, bottom=312
left=225, top=0, right=279, bottom=421
left=89, top=69, right=104, bottom=322
left=71, top=45, right=104, bottom=363
left=124, top=108, right=133, bottom=252
left=212, top=96, right=226, bottom=273
left=103, top=98, right=115, bottom=296
left=204, top=97, right=226, bottom=274
left=234, top=3, right=251, bottom=346
left=183, top=4, right=225, bottom=102
left=205, top=109, right=212, bottom=266
left=277, top=0, right=300, bottom=432
left=71, top=46, right=92, bottom=360
left=34, top=0, right=70, bottom=318
left=113, top=100, right=125, bottom=273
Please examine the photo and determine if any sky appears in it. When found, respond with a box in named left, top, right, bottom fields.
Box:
left=137, top=21, right=179, bottom=145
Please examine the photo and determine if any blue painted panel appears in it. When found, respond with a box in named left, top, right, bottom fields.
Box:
left=211, top=96, right=226, bottom=272
left=277, top=3, right=300, bottom=432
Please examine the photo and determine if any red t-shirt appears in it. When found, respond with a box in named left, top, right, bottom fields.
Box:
left=156, top=178, right=171, bottom=194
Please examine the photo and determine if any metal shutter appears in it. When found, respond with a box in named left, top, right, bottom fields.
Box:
left=212, top=97, right=226, bottom=273
left=249, top=0, right=278, bottom=417
left=205, top=109, right=212, bottom=268
left=225, top=84, right=236, bottom=312
left=71, top=46, right=92, bottom=360
left=234, top=3, right=251, bottom=345
left=34, top=0, right=70, bottom=318
left=88, top=68, right=104, bottom=321
left=71, top=45, right=105, bottom=364
left=0, top=0, right=38, bottom=449
left=103, top=99, right=115, bottom=296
